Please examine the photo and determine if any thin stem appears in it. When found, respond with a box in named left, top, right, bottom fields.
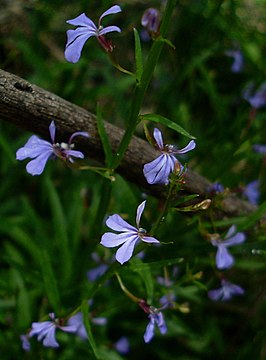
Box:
left=115, top=272, right=140, bottom=303
left=111, top=0, right=177, bottom=169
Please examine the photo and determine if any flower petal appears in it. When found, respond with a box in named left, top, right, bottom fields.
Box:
left=115, top=238, right=139, bottom=264
left=66, top=13, right=97, bottom=29
left=68, top=131, right=89, bottom=144
left=136, top=201, right=146, bottom=228
left=65, top=31, right=97, bottom=63
left=106, top=214, right=137, bottom=232
left=223, top=232, right=246, bottom=247
left=16, top=136, right=52, bottom=160
left=153, top=128, right=164, bottom=149
left=99, top=5, right=122, bottom=23
left=99, top=25, right=121, bottom=36
left=101, top=232, right=138, bottom=248
left=175, top=140, right=196, bottom=154
left=142, top=235, right=160, bottom=244
left=26, top=150, right=53, bottom=175
left=49, top=121, right=56, bottom=143
left=144, top=318, right=155, bottom=343
left=215, top=245, right=234, bottom=269
left=156, top=312, right=167, bottom=334
left=65, top=149, right=85, bottom=160
left=143, top=154, right=175, bottom=185
left=42, top=326, right=59, bottom=348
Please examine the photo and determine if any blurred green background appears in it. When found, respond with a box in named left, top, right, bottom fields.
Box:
left=0, top=0, right=266, bottom=359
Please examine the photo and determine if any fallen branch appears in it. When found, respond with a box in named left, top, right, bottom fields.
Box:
left=0, top=69, right=257, bottom=218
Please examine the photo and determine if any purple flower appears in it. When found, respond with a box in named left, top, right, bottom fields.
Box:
left=143, top=128, right=196, bottom=185
left=141, top=8, right=161, bottom=34
left=65, top=5, right=121, bottom=63
left=243, top=180, right=260, bottom=205
left=114, top=336, right=130, bottom=354
left=16, top=121, right=89, bottom=175
left=243, top=83, right=266, bottom=109
left=100, top=201, right=160, bottom=264
left=208, top=182, right=224, bottom=194
left=20, top=334, right=31, bottom=352
left=211, top=225, right=246, bottom=270
left=67, top=312, right=107, bottom=341
left=29, top=313, right=77, bottom=348
left=253, top=144, right=266, bottom=155
left=225, top=49, right=244, bottom=73
left=144, top=310, right=167, bottom=343
left=208, top=279, right=244, bottom=301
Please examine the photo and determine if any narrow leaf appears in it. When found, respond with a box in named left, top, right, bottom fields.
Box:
left=140, top=114, right=196, bottom=139
left=81, top=300, right=100, bottom=360
left=96, top=103, right=113, bottom=166
left=133, top=28, right=143, bottom=82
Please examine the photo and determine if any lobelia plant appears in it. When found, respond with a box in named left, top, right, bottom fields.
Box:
left=143, top=128, right=196, bottom=185
left=65, top=5, right=122, bottom=63
left=208, top=279, right=245, bottom=301
left=16, top=121, right=89, bottom=175
left=11, top=0, right=264, bottom=357
left=211, top=225, right=246, bottom=270
left=100, top=201, right=160, bottom=264
left=28, top=313, right=77, bottom=348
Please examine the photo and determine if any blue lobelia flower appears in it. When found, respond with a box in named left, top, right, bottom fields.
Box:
left=211, top=225, right=246, bottom=270
left=208, top=279, right=244, bottom=301
left=253, top=144, right=266, bottom=155
left=243, top=83, right=266, bottom=109
left=100, top=200, right=160, bottom=264
left=65, top=5, right=122, bottom=63
left=243, top=180, right=260, bottom=205
left=141, top=8, right=161, bottom=35
left=225, top=49, right=244, bottom=73
left=143, top=128, right=196, bottom=185
left=144, top=309, right=167, bottom=343
left=16, top=121, right=89, bottom=175
left=114, top=336, right=130, bottom=355
left=29, top=313, right=77, bottom=348
left=20, top=334, right=31, bottom=352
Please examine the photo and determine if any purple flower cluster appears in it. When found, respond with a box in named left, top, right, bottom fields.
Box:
left=65, top=5, right=121, bottom=63
left=211, top=225, right=246, bottom=270
left=143, top=128, right=196, bottom=185
left=101, top=201, right=160, bottom=264
left=16, top=121, right=89, bottom=175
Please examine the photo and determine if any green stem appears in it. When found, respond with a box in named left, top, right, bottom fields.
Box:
left=89, top=178, right=112, bottom=239
left=111, top=0, right=177, bottom=169
left=115, top=272, right=140, bottom=303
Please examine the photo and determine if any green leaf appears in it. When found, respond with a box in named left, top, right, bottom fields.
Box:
left=130, top=258, right=154, bottom=303
left=133, top=28, right=143, bottom=82
left=45, top=176, right=71, bottom=283
left=156, top=35, right=176, bottom=49
left=39, top=248, right=61, bottom=312
left=96, top=103, right=113, bottom=166
left=140, top=114, right=196, bottom=139
left=238, top=200, right=266, bottom=231
left=81, top=300, right=101, bottom=360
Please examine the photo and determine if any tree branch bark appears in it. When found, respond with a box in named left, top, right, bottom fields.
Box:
left=0, top=69, right=257, bottom=218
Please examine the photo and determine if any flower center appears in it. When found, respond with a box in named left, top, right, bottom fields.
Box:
left=138, top=227, right=147, bottom=237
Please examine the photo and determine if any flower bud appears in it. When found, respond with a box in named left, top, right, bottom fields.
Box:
left=141, top=8, right=161, bottom=35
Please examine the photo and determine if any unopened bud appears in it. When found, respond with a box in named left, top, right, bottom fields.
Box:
left=179, top=302, right=190, bottom=314
left=141, top=8, right=161, bottom=35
